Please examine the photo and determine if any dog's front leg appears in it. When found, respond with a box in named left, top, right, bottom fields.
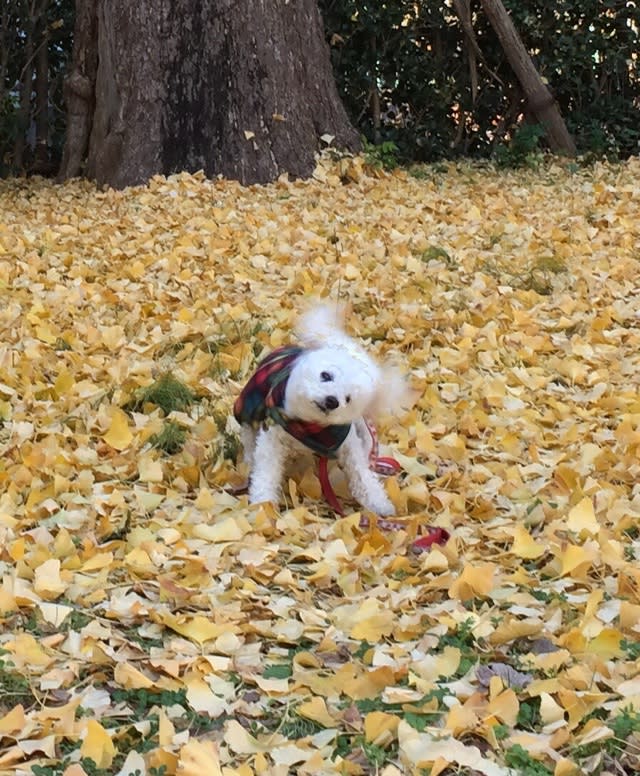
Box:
left=248, top=426, right=289, bottom=506
left=239, top=426, right=258, bottom=470
left=338, top=427, right=395, bottom=516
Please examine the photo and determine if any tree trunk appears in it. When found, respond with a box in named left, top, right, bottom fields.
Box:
left=60, top=0, right=360, bottom=188
left=452, top=0, right=504, bottom=94
left=13, top=2, right=36, bottom=172
left=369, top=34, right=381, bottom=145
left=0, top=3, right=12, bottom=114
left=480, top=0, right=576, bottom=156
left=57, top=0, right=98, bottom=180
left=34, top=9, right=50, bottom=172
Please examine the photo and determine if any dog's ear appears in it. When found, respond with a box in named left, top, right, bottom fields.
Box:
left=366, top=364, right=418, bottom=419
left=296, top=302, right=347, bottom=347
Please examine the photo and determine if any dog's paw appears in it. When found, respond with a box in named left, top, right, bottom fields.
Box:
left=363, top=496, right=395, bottom=517
left=248, top=485, right=280, bottom=506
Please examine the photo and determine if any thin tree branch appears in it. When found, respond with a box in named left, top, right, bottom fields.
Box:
left=451, top=0, right=505, bottom=90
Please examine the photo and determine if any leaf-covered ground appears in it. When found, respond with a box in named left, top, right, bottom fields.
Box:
left=1, top=156, right=640, bottom=776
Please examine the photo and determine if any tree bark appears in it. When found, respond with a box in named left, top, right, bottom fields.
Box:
left=60, top=0, right=360, bottom=188
left=480, top=0, right=576, bottom=156
left=369, top=34, right=381, bottom=145
left=452, top=0, right=504, bottom=95
left=34, top=7, right=50, bottom=172
left=0, top=3, right=12, bottom=114
left=57, top=0, right=98, bottom=180
left=13, top=2, right=36, bottom=171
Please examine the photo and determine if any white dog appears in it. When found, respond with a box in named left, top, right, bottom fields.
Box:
left=233, top=305, right=409, bottom=516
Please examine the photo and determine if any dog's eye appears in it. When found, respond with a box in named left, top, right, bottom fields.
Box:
left=345, top=395, right=351, bottom=404
left=320, top=371, right=333, bottom=382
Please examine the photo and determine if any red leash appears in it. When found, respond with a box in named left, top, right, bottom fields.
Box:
left=318, top=456, right=345, bottom=515
left=412, top=527, right=450, bottom=552
left=318, top=419, right=399, bottom=516
left=318, top=420, right=449, bottom=552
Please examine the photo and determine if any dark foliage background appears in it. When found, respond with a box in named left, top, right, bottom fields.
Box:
left=1, top=0, right=639, bottom=177
left=1, top=0, right=73, bottom=176
left=320, top=0, right=640, bottom=164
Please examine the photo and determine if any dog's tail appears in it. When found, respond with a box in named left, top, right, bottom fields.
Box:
left=296, top=302, right=348, bottom=347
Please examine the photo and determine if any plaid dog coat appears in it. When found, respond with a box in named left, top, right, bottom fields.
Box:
left=233, top=345, right=351, bottom=456
left=234, top=345, right=403, bottom=516
left=233, top=343, right=447, bottom=546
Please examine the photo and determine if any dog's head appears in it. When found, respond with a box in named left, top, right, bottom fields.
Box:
left=282, top=302, right=414, bottom=424
left=283, top=345, right=381, bottom=425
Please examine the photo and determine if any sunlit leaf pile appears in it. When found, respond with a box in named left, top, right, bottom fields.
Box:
left=1, top=156, right=640, bottom=776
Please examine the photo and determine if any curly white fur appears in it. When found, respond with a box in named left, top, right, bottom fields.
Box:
left=239, top=304, right=410, bottom=515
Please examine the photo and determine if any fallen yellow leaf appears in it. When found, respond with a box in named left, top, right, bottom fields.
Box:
left=566, top=497, right=599, bottom=537
left=511, top=525, right=545, bottom=559
left=80, top=720, right=116, bottom=769
left=364, top=711, right=400, bottom=745
left=161, top=613, right=232, bottom=645
left=297, top=696, right=337, bottom=727
left=34, top=558, right=67, bottom=598
left=449, top=563, right=497, bottom=600
left=0, top=705, right=26, bottom=735
left=177, top=739, right=223, bottom=776
left=103, top=407, right=133, bottom=450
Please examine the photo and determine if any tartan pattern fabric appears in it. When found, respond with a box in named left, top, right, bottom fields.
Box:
left=234, top=345, right=351, bottom=458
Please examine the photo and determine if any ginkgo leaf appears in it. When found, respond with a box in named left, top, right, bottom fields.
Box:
left=103, top=407, right=133, bottom=450
left=297, top=696, right=337, bottom=727
left=444, top=703, right=479, bottom=736
left=566, top=497, right=599, bottom=537
left=586, top=628, right=623, bottom=659
left=398, top=720, right=510, bottom=775
left=6, top=633, right=53, bottom=668
left=554, top=758, right=581, bottom=776
left=342, top=666, right=396, bottom=700
left=192, top=517, right=249, bottom=542
left=161, top=613, right=230, bottom=644
left=539, top=692, right=565, bottom=726
left=0, top=706, right=26, bottom=735
left=558, top=543, right=598, bottom=577
left=80, top=720, right=116, bottom=769
left=138, top=454, right=164, bottom=482
left=330, top=599, right=393, bottom=641
left=224, top=719, right=263, bottom=754
left=113, top=662, right=155, bottom=689
left=449, top=563, right=497, bottom=600
left=33, top=559, right=67, bottom=598
left=511, top=525, right=545, bottom=559
left=413, top=646, right=461, bottom=681
left=3, top=160, right=640, bottom=775
left=177, top=739, right=223, bottom=776
left=487, top=688, right=519, bottom=726
left=80, top=552, right=114, bottom=572
left=157, top=707, right=176, bottom=747
left=37, top=601, right=74, bottom=626
left=61, top=765, right=91, bottom=776
left=184, top=676, right=228, bottom=716
left=364, top=711, right=400, bottom=744
left=115, top=751, right=146, bottom=776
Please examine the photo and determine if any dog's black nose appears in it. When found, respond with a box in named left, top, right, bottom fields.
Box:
left=323, top=395, right=339, bottom=411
